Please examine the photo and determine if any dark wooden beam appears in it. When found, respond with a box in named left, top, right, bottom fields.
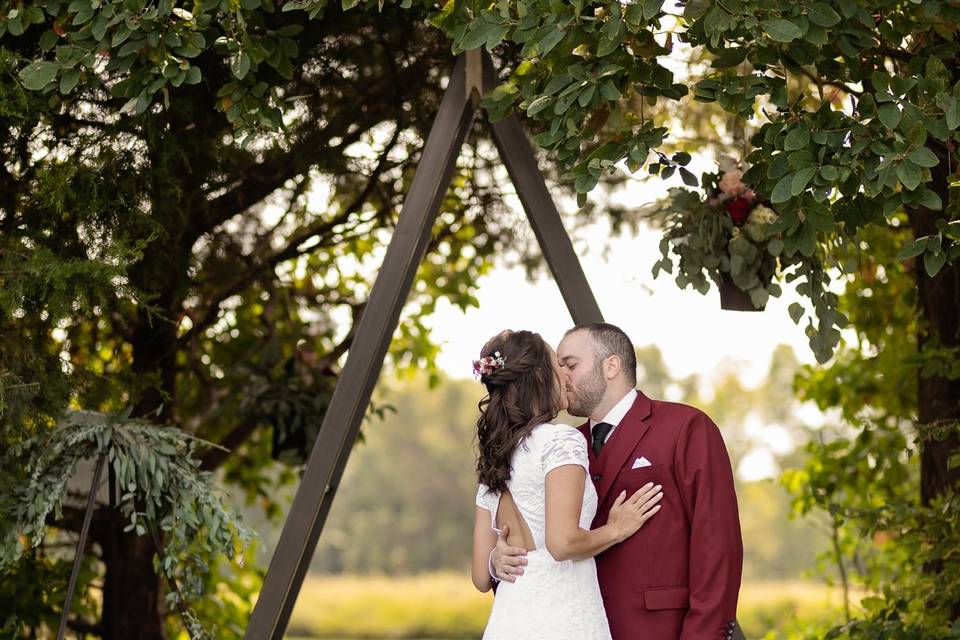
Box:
left=481, top=52, right=604, bottom=326
left=243, top=53, right=477, bottom=640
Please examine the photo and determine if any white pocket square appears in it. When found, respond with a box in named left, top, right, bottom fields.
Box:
left=631, top=456, right=652, bottom=469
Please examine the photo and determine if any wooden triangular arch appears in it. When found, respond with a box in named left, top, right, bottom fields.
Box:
left=244, top=49, right=743, bottom=640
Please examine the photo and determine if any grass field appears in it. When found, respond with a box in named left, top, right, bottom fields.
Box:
left=285, top=573, right=855, bottom=639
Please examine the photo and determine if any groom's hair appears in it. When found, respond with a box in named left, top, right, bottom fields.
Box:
left=565, top=323, right=637, bottom=387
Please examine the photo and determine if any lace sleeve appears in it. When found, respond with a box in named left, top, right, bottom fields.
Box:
left=475, top=484, right=501, bottom=533
left=475, top=483, right=497, bottom=512
left=541, top=425, right=589, bottom=475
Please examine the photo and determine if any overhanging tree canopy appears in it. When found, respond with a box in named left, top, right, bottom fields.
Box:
left=2, top=0, right=959, bottom=637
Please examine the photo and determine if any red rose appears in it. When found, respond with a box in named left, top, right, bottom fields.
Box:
left=724, top=197, right=751, bottom=225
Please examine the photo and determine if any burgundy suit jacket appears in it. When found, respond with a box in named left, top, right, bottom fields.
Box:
left=577, top=390, right=743, bottom=640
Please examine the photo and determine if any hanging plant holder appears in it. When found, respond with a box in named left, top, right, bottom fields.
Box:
left=719, top=273, right=764, bottom=312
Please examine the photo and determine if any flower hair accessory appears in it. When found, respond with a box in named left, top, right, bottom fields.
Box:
left=472, top=352, right=506, bottom=379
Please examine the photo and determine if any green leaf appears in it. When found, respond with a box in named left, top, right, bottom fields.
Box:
left=895, top=238, right=928, bottom=260
left=730, top=254, right=744, bottom=275
left=112, top=26, right=132, bottom=47
left=597, top=34, right=621, bottom=58
left=761, top=19, right=803, bottom=43
left=907, top=147, right=939, bottom=168
left=878, top=103, right=901, bottom=130
left=917, top=188, right=943, bottom=210
left=275, top=24, right=304, bottom=36
left=797, top=221, right=816, bottom=257
left=819, top=165, right=838, bottom=181
left=788, top=302, right=805, bottom=324
left=791, top=167, right=817, bottom=195
left=231, top=52, right=251, bottom=80
left=534, top=26, right=566, bottom=57
left=896, top=161, right=922, bottom=191
left=39, top=29, right=59, bottom=51
left=767, top=238, right=784, bottom=256
left=578, top=84, right=596, bottom=107
left=945, top=220, right=960, bottom=240
left=643, top=0, right=663, bottom=20
left=526, top=95, right=553, bottom=116
left=543, top=73, right=572, bottom=96
left=91, top=15, right=108, bottom=41
left=749, top=287, right=769, bottom=309
left=19, top=60, right=59, bottom=91
left=946, top=98, right=959, bottom=130
left=679, top=167, right=698, bottom=186
left=783, top=128, right=810, bottom=151
left=175, top=44, right=202, bottom=58
left=807, top=2, right=840, bottom=27
left=599, top=79, right=620, bottom=100
left=771, top=175, right=794, bottom=204
left=924, top=249, right=947, bottom=277
left=459, top=12, right=509, bottom=51
left=59, top=67, right=80, bottom=94
left=906, top=122, right=926, bottom=147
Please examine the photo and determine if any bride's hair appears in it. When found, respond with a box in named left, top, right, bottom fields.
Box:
left=476, top=329, right=563, bottom=493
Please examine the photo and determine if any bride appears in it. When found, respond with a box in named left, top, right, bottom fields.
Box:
left=470, top=329, right=663, bottom=639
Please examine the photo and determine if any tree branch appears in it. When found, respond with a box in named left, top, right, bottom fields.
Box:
left=198, top=412, right=261, bottom=471
left=796, top=66, right=863, bottom=98
left=179, top=122, right=402, bottom=347
left=67, top=617, right=104, bottom=638
left=198, top=305, right=363, bottom=471
left=189, top=62, right=421, bottom=245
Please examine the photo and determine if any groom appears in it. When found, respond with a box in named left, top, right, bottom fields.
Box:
left=492, top=323, right=743, bottom=640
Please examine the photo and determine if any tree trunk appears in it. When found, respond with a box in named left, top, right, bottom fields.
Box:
left=101, top=301, right=176, bottom=638
left=101, top=529, right=167, bottom=639
left=910, top=148, right=960, bottom=619
left=911, top=155, right=960, bottom=506
left=100, top=225, right=186, bottom=637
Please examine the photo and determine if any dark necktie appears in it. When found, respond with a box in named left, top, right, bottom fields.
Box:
left=591, top=421, right=614, bottom=456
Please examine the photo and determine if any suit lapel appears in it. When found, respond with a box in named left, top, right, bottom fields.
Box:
left=596, top=391, right=654, bottom=506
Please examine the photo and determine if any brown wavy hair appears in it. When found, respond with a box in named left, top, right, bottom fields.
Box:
left=475, top=330, right=563, bottom=493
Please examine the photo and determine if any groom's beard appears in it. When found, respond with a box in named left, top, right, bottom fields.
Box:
left=566, top=365, right=606, bottom=418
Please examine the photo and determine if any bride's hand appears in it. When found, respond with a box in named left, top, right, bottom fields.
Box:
left=607, top=482, right=663, bottom=542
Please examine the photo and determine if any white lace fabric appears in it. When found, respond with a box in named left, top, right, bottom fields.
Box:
left=476, top=423, right=612, bottom=640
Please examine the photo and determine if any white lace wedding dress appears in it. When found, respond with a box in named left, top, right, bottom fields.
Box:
left=475, top=423, right=612, bottom=640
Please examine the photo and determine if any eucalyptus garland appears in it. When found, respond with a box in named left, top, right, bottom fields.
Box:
left=1, top=410, right=256, bottom=636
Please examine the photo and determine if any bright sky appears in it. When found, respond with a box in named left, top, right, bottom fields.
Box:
left=319, top=30, right=836, bottom=480
left=418, top=170, right=827, bottom=482
left=423, top=178, right=819, bottom=390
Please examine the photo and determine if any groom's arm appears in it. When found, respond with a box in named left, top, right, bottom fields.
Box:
left=491, top=526, right=528, bottom=582
left=674, top=411, right=743, bottom=640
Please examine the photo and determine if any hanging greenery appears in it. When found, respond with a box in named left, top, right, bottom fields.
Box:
left=2, top=409, right=255, bottom=636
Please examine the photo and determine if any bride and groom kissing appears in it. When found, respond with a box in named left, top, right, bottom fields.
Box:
left=471, top=324, right=743, bottom=639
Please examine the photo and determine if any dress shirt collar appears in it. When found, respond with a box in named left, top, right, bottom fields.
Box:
left=590, top=388, right=638, bottom=430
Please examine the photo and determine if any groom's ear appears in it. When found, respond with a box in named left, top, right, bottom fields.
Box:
left=604, top=354, right=622, bottom=380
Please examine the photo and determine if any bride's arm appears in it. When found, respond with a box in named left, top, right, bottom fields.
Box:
left=472, top=506, right=498, bottom=592
left=545, top=464, right=661, bottom=562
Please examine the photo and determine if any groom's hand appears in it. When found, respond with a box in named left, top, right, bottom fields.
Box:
left=491, top=524, right=528, bottom=582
